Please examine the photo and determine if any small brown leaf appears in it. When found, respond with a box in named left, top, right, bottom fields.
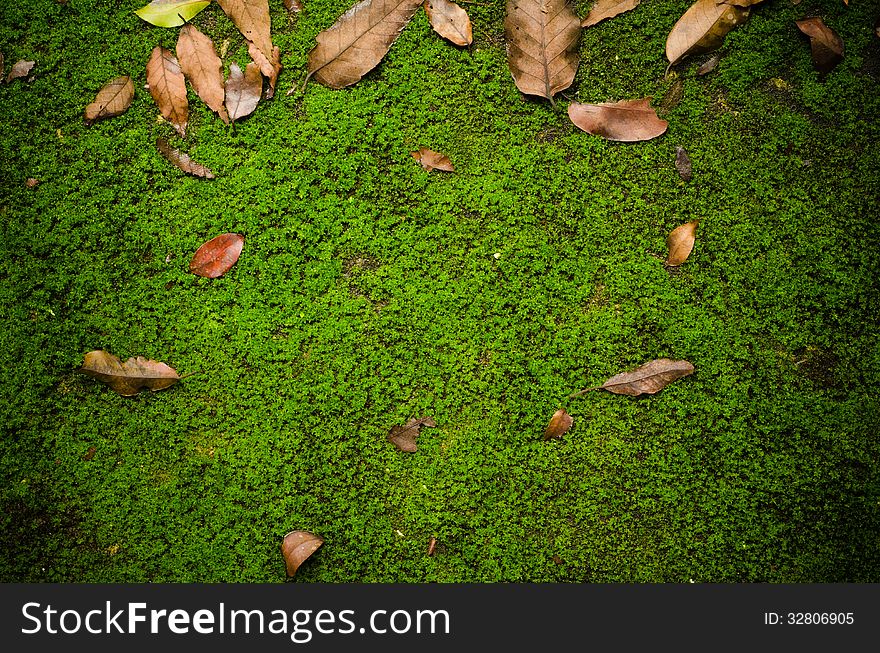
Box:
left=146, top=47, right=188, bottom=138
left=80, top=350, right=181, bottom=397
left=281, top=530, right=323, bottom=577
left=156, top=138, right=216, bottom=179
left=6, top=60, right=35, bottom=82
left=551, top=554, right=564, bottom=565
left=284, top=0, right=303, bottom=11
left=427, top=536, right=437, bottom=556
left=83, top=446, right=97, bottom=461
left=568, top=98, right=668, bottom=142
left=216, top=0, right=274, bottom=63
left=675, top=146, right=693, bottom=181
left=25, top=178, right=40, bottom=188
left=176, top=24, right=230, bottom=124
left=665, top=0, right=750, bottom=66
left=189, top=233, right=244, bottom=278
left=795, top=17, right=844, bottom=74
left=572, top=359, right=695, bottom=397
left=388, top=416, right=436, bottom=452
left=696, top=54, right=719, bottom=75
left=412, top=147, right=454, bottom=172
left=424, top=0, right=472, bottom=46
left=543, top=408, right=573, bottom=440
left=225, top=62, right=262, bottom=122
left=84, top=76, right=134, bottom=126
left=666, top=220, right=698, bottom=266
left=581, top=0, right=640, bottom=28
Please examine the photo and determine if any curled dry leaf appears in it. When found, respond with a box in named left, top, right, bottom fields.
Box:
left=795, top=17, right=844, bottom=74
left=25, top=178, right=40, bottom=188
left=156, top=138, right=216, bottom=179
left=696, top=54, right=719, bottom=75
left=135, top=0, right=211, bottom=27
left=248, top=41, right=282, bottom=99
left=675, top=145, right=693, bottom=181
left=84, top=76, right=134, bottom=125
left=176, top=24, right=230, bottom=124
left=543, top=408, right=573, bottom=440
left=412, top=147, right=454, bottom=172
left=666, top=220, right=698, bottom=265
left=307, top=0, right=422, bottom=89
left=285, top=0, right=303, bottom=11
left=216, top=0, right=275, bottom=63
left=388, top=416, right=436, bottom=452
left=225, top=62, right=262, bottom=121
left=581, top=0, right=640, bottom=28
left=424, top=0, right=473, bottom=46
left=281, top=531, right=323, bottom=577
left=427, top=536, right=437, bottom=556
left=504, top=0, right=580, bottom=105
left=568, top=98, right=668, bottom=142
left=571, top=359, right=695, bottom=397
left=665, top=0, right=749, bottom=66
left=7, top=60, right=35, bottom=82
left=146, top=47, right=188, bottom=137
left=80, top=350, right=181, bottom=396
left=190, top=233, right=244, bottom=278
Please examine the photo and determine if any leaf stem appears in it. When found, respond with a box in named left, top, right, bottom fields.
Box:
left=569, top=386, right=600, bottom=398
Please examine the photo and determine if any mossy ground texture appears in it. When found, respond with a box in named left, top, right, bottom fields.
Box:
left=1, top=0, right=879, bottom=582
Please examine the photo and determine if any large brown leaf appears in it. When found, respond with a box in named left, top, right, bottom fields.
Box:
left=156, top=138, right=216, bottom=178
left=248, top=40, right=282, bottom=98
left=190, top=233, right=244, bottom=277
left=176, top=24, right=230, bottom=124
left=795, top=17, right=844, bottom=74
left=412, top=147, right=454, bottom=171
left=306, top=0, right=423, bottom=89
left=80, top=350, right=181, bottom=396
left=571, top=359, right=695, bottom=397
left=666, top=220, right=698, bottom=265
left=504, top=0, right=580, bottom=104
left=543, top=408, right=573, bottom=440
left=146, top=46, right=188, bottom=138
left=568, top=98, right=667, bottom=142
left=84, top=76, right=134, bottom=125
left=281, top=531, right=323, bottom=577
left=581, top=0, right=640, bottom=28
left=215, top=0, right=274, bottom=62
left=387, top=416, right=436, bottom=452
left=225, top=61, right=262, bottom=121
left=665, top=0, right=749, bottom=66
left=424, top=0, right=472, bottom=46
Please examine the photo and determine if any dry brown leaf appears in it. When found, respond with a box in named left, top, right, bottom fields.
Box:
left=424, top=0, right=472, bottom=46
left=25, top=178, right=40, bottom=188
left=427, top=536, right=437, bottom=556
left=568, top=98, right=668, bottom=142
left=388, top=416, right=436, bottom=452
left=571, top=359, right=695, bottom=397
left=543, top=408, right=573, bottom=440
left=6, top=60, right=35, bottom=82
left=666, top=220, right=698, bottom=265
left=665, top=0, right=749, bottom=66
left=696, top=53, right=719, bottom=75
left=721, top=0, right=766, bottom=6
left=412, top=147, right=454, bottom=172
left=80, top=350, right=182, bottom=396
left=504, top=0, right=580, bottom=104
left=281, top=531, right=323, bottom=577
left=84, top=76, right=134, bottom=126
left=675, top=145, right=693, bottom=181
left=225, top=61, right=262, bottom=121
left=146, top=47, right=188, bottom=138
left=284, top=0, right=303, bottom=11
left=307, top=0, right=422, bottom=89
left=216, top=0, right=274, bottom=62
left=156, top=138, right=216, bottom=179
left=795, top=17, right=844, bottom=74
left=176, top=24, right=230, bottom=124
left=248, top=41, right=282, bottom=98
left=190, top=233, right=245, bottom=278
left=581, top=0, right=640, bottom=28
left=82, top=446, right=97, bottom=461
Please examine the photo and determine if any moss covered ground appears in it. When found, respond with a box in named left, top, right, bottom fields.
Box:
left=1, top=0, right=879, bottom=582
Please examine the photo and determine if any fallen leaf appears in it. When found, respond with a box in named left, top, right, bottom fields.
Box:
left=225, top=61, right=262, bottom=121
left=146, top=47, right=188, bottom=137
left=83, top=446, right=97, bottom=461
left=504, top=0, right=580, bottom=104
left=571, top=359, right=695, bottom=397
left=795, top=17, right=844, bottom=74
left=424, top=0, right=472, bottom=46
left=216, top=0, right=274, bottom=63
left=675, top=145, right=693, bottom=181
left=156, top=138, right=216, bottom=178
left=189, top=233, right=244, bottom=278
left=665, top=0, right=750, bottom=66
left=135, top=0, right=211, bottom=27
left=581, top=0, right=640, bottom=28
left=543, top=408, right=573, bottom=440
left=248, top=41, right=282, bottom=98
left=25, top=178, right=40, bottom=188
left=281, top=531, right=323, bottom=577
left=722, top=0, right=767, bottom=6
left=568, top=98, right=668, bottom=142
left=307, top=0, right=422, bottom=89
left=80, top=350, right=182, bottom=396
left=84, top=76, right=134, bottom=125
left=0, top=52, right=4, bottom=81
left=696, top=53, right=719, bottom=75
left=552, top=554, right=564, bottom=565
left=6, top=60, right=35, bottom=82
left=177, top=24, right=230, bottom=124
left=427, top=536, right=437, bottom=556
left=666, top=220, right=698, bottom=265
left=387, top=416, right=436, bottom=452
left=412, top=147, right=454, bottom=172
left=285, top=0, right=303, bottom=11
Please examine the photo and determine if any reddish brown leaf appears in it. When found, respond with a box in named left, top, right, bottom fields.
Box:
left=84, top=76, right=134, bottom=125
left=146, top=47, right=188, bottom=138
left=176, top=24, right=230, bottom=124
left=424, top=0, right=472, bottom=46
left=387, top=416, right=436, bottom=452
left=675, top=145, right=693, bottom=181
left=225, top=61, right=262, bottom=122
left=281, top=531, right=323, bottom=577
left=6, top=59, right=35, bottom=82
left=189, top=233, right=244, bottom=278
left=665, top=0, right=750, bottom=66
left=216, top=0, right=274, bottom=63
left=412, top=147, right=454, bottom=172
left=581, top=0, right=640, bottom=28
left=543, top=408, right=573, bottom=440
left=666, top=220, right=698, bottom=265
left=568, top=98, right=668, bottom=142
left=427, top=536, right=437, bottom=556
left=80, top=350, right=181, bottom=396
left=248, top=40, right=282, bottom=99
left=25, top=178, right=40, bottom=188
left=156, top=138, right=216, bottom=179
left=571, top=359, right=695, bottom=397
left=795, top=17, right=844, bottom=74
left=83, top=446, right=97, bottom=461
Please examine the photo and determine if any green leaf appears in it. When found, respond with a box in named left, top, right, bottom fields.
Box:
left=135, top=0, right=212, bottom=28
